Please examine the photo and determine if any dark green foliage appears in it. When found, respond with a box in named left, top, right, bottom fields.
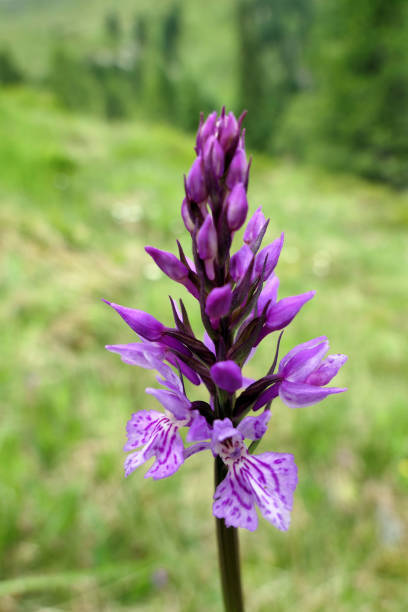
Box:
left=104, top=11, right=122, bottom=46
left=48, top=48, right=103, bottom=114
left=0, top=47, right=24, bottom=85
left=161, top=2, right=182, bottom=65
left=236, top=0, right=312, bottom=151
left=305, top=0, right=408, bottom=186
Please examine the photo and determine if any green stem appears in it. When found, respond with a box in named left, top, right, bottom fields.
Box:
left=214, top=456, right=245, bottom=612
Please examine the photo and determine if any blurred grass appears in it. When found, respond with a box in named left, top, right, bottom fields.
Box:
left=1, top=87, right=408, bottom=611
left=0, top=0, right=237, bottom=110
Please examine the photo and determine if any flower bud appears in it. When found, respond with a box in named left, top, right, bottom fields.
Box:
left=203, top=136, right=224, bottom=179
left=205, top=284, right=233, bottom=318
left=230, top=244, right=252, bottom=282
left=181, top=198, right=195, bottom=232
left=219, top=112, right=239, bottom=152
left=210, top=360, right=243, bottom=393
left=197, top=213, right=217, bottom=260
left=145, top=246, right=189, bottom=281
left=257, top=275, right=280, bottom=315
left=254, top=233, right=284, bottom=280
left=226, top=183, right=248, bottom=231
left=187, top=156, right=208, bottom=203
left=197, top=111, right=217, bottom=152
left=265, top=291, right=315, bottom=331
left=102, top=300, right=165, bottom=341
left=244, top=207, right=267, bottom=247
left=226, top=147, right=247, bottom=190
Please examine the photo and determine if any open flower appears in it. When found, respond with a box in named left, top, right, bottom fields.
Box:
left=124, top=367, right=207, bottom=479
left=254, top=336, right=347, bottom=410
left=211, top=417, right=298, bottom=531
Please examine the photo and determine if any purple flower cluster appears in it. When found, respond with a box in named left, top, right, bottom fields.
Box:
left=104, top=109, right=347, bottom=532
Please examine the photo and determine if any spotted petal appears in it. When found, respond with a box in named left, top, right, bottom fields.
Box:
left=245, top=452, right=298, bottom=531
left=144, top=426, right=185, bottom=480
left=124, top=410, right=165, bottom=451
left=237, top=410, right=271, bottom=440
left=213, top=469, right=258, bottom=531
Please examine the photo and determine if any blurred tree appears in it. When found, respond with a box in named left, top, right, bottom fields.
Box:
left=48, top=48, right=103, bottom=115
left=0, top=47, right=24, bottom=85
left=104, top=11, right=122, bottom=47
left=129, top=15, right=149, bottom=96
left=236, top=0, right=312, bottom=150
left=309, top=0, right=408, bottom=186
left=155, top=3, right=182, bottom=120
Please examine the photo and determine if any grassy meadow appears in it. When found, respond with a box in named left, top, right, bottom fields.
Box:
left=1, top=84, right=408, bottom=612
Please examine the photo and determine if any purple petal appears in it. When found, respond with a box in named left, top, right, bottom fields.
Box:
left=203, top=330, right=216, bottom=354
left=165, top=354, right=201, bottom=385
left=254, top=233, right=284, bottom=280
left=197, top=213, right=217, bottom=260
left=184, top=441, right=211, bottom=459
left=226, top=147, right=247, bottom=190
left=124, top=446, right=154, bottom=477
left=278, top=336, right=328, bottom=374
left=145, top=388, right=191, bottom=419
left=219, top=112, right=240, bottom=153
left=265, top=291, right=315, bottom=332
left=124, top=410, right=165, bottom=451
left=279, top=380, right=347, bottom=409
left=210, top=361, right=243, bottom=393
left=181, top=197, right=195, bottom=232
left=257, top=275, right=280, bottom=315
left=306, top=354, right=348, bottom=386
left=213, top=471, right=258, bottom=531
left=226, top=183, right=248, bottom=231
left=245, top=452, right=298, bottom=531
left=203, top=135, right=225, bottom=178
left=187, top=156, right=208, bottom=203
left=244, top=207, right=267, bottom=247
left=145, top=246, right=188, bottom=281
left=186, top=413, right=212, bottom=442
left=205, top=284, right=233, bottom=318
left=212, top=418, right=239, bottom=445
left=144, top=426, right=185, bottom=480
left=105, top=343, right=165, bottom=369
left=238, top=410, right=271, bottom=440
left=279, top=338, right=328, bottom=383
left=197, top=111, right=217, bottom=151
left=230, top=244, right=253, bottom=282
left=253, top=384, right=280, bottom=411
left=103, top=300, right=165, bottom=341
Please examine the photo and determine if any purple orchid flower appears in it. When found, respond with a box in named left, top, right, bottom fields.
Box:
left=211, top=416, right=297, bottom=531
left=106, top=339, right=201, bottom=385
left=124, top=368, right=208, bottom=479
left=254, top=336, right=348, bottom=410
left=104, top=107, right=347, bottom=555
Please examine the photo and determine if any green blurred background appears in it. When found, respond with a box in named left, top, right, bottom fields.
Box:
left=1, top=1, right=407, bottom=610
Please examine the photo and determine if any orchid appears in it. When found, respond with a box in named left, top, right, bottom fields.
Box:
left=104, top=108, right=347, bottom=612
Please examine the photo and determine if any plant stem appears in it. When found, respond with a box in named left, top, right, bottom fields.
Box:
left=214, top=456, right=245, bottom=612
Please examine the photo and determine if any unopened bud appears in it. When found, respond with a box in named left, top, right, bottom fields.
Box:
left=145, top=246, right=188, bottom=282
left=226, top=147, right=247, bottom=189
left=205, top=284, right=233, bottom=318
left=187, top=156, right=208, bottom=203
left=210, top=360, right=243, bottom=393
left=244, top=207, right=266, bottom=247
left=197, top=213, right=217, bottom=260
left=203, top=136, right=224, bottom=179
left=219, top=112, right=239, bottom=152
left=226, top=183, right=248, bottom=231
left=102, top=300, right=165, bottom=341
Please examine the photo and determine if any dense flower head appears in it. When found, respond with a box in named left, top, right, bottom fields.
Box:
left=104, top=108, right=347, bottom=531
